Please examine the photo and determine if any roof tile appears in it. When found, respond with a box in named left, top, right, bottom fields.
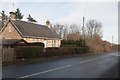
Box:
left=12, top=20, right=60, bottom=39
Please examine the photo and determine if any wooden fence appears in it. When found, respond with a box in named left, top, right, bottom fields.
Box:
left=2, top=48, right=15, bottom=62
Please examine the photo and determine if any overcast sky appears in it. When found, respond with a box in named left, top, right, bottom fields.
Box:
left=0, top=0, right=119, bottom=44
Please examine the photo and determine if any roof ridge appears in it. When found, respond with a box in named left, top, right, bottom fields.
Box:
left=14, top=20, right=47, bottom=27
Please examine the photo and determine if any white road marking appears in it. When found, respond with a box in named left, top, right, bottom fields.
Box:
left=108, top=54, right=120, bottom=56
left=18, top=65, right=71, bottom=79
left=79, top=58, right=98, bottom=64
left=18, top=53, right=117, bottom=79
left=79, top=54, right=113, bottom=64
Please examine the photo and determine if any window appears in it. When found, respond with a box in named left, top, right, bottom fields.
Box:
left=9, top=26, right=12, bottom=32
left=33, top=39, right=37, bottom=42
left=54, top=40, right=56, bottom=47
left=52, top=40, right=56, bottom=47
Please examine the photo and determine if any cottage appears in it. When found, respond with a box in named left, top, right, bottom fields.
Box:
left=0, top=13, right=61, bottom=48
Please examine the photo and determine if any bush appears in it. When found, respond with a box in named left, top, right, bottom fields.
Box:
left=61, top=40, right=87, bottom=47
left=44, top=47, right=89, bottom=57
left=64, top=47, right=75, bottom=55
left=15, top=46, right=44, bottom=59
left=61, top=40, right=89, bottom=54
left=44, top=47, right=65, bottom=57
left=15, top=42, right=89, bottom=59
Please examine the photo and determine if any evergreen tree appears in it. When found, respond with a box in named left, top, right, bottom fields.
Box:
left=1, top=10, right=7, bottom=27
left=15, top=8, right=24, bottom=20
left=27, top=14, right=37, bottom=22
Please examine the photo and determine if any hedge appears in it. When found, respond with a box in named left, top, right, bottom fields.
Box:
left=15, top=46, right=89, bottom=59
left=15, top=46, right=44, bottom=59
left=61, top=40, right=86, bottom=47
left=44, top=47, right=89, bottom=57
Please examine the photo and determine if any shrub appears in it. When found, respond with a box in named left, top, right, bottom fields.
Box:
left=61, top=40, right=86, bottom=47
left=15, top=42, right=89, bottom=59
left=44, top=47, right=89, bottom=57
left=15, top=46, right=44, bottom=59
left=64, top=47, right=75, bottom=55
left=44, top=47, right=65, bottom=57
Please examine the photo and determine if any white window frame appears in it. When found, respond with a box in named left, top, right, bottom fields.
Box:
left=54, top=40, right=56, bottom=47
left=9, top=26, right=12, bottom=32
left=33, top=39, right=37, bottom=42
left=52, top=40, right=56, bottom=47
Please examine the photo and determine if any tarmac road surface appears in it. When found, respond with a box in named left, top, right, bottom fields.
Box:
left=2, top=52, right=119, bottom=79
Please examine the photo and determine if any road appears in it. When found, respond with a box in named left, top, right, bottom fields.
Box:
left=2, top=52, right=119, bottom=79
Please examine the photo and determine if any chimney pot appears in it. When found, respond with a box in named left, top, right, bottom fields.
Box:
left=9, top=12, right=16, bottom=20
left=46, top=20, right=51, bottom=28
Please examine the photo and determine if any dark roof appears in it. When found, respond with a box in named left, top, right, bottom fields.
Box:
left=12, top=20, right=60, bottom=39
left=2, top=39, right=21, bottom=45
left=1, top=39, right=28, bottom=46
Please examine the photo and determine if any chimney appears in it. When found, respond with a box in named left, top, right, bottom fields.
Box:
left=46, top=20, right=51, bottom=28
left=9, top=12, right=16, bottom=20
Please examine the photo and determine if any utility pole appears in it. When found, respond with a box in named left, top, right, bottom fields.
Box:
left=112, top=35, right=113, bottom=44
left=82, top=16, right=85, bottom=44
left=12, top=3, right=15, bottom=12
left=82, top=16, right=85, bottom=39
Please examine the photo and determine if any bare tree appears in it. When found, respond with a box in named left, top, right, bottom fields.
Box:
left=52, top=24, right=69, bottom=40
left=62, top=25, right=69, bottom=40
left=85, top=19, right=103, bottom=39
left=67, top=32, right=81, bottom=40
left=69, top=24, right=80, bottom=33
left=53, top=23, right=82, bottom=40
left=52, top=24, right=64, bottom=39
